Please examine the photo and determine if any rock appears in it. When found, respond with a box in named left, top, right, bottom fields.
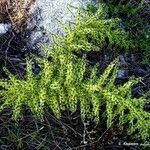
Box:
left=29, top=30, right=43, bottom=46
left=32, top=66, right=41, bottom=74
left=26, top=0, right=92, bottom=49
left=0, top=23, right=11, bottom=34
left=32, top=62, right=41, bottom=75
left=35, top=0, right=91, bottom=35
left=117, top=69, right=128, bottom=79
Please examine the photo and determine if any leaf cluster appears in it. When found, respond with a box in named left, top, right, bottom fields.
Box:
left=0, top=48, right=149, bottom=140
left=99, top=0, right=150, bottom=63
left=59, top=4, right=133, bottom=53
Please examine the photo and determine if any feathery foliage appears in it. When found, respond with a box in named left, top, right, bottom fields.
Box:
left=0, top=48, right=150, bottom=140
left=55, top=1, right=150, bottom=63
left=99, top=0, right=150, bottom=63
left=59, top=4, right=134, bottom=53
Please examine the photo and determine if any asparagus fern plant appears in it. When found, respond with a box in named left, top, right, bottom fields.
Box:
left=58, top=4, right=134, bottom=53
left=0, top=1, right=149, bottom=142
left=99, top=0, right=150, bottom=63
left=0, top=49, right=149, bottom=140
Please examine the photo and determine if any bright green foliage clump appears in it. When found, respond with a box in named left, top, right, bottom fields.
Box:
left=59, top=4, right=133, bottom=53
left=0, top=49, right=150, bottom=140
left=55, top=1, right=150, bottom=63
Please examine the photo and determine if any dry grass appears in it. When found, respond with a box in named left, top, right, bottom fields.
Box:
left=0, top=0, right=35, bottom=33
left=0, top=0, right=10, bottom=22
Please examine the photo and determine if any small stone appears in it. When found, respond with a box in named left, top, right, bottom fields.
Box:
left=29, top=31, right=43, bottom=45
left=33, top=67, right=41, bottom=74
left=117, top=69, right=128, bottom=79
left=0, top=23, right=11, bottom=34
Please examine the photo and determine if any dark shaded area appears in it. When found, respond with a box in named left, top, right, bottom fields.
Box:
left=0, top=31, right=29, bottom=78
left=0, top=106, right=145, bottom=150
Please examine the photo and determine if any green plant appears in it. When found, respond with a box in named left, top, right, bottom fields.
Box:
left=0, top=48, right=149, bottom=140
left=99, top=0, right=150, bottom=63
left=58, top=4, right=134, bottom=53
left=0, top=1, right=149, bottom=143
left=99, top=0, right=145, bottom=17
left=56, top=1, right=150, bottom=64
